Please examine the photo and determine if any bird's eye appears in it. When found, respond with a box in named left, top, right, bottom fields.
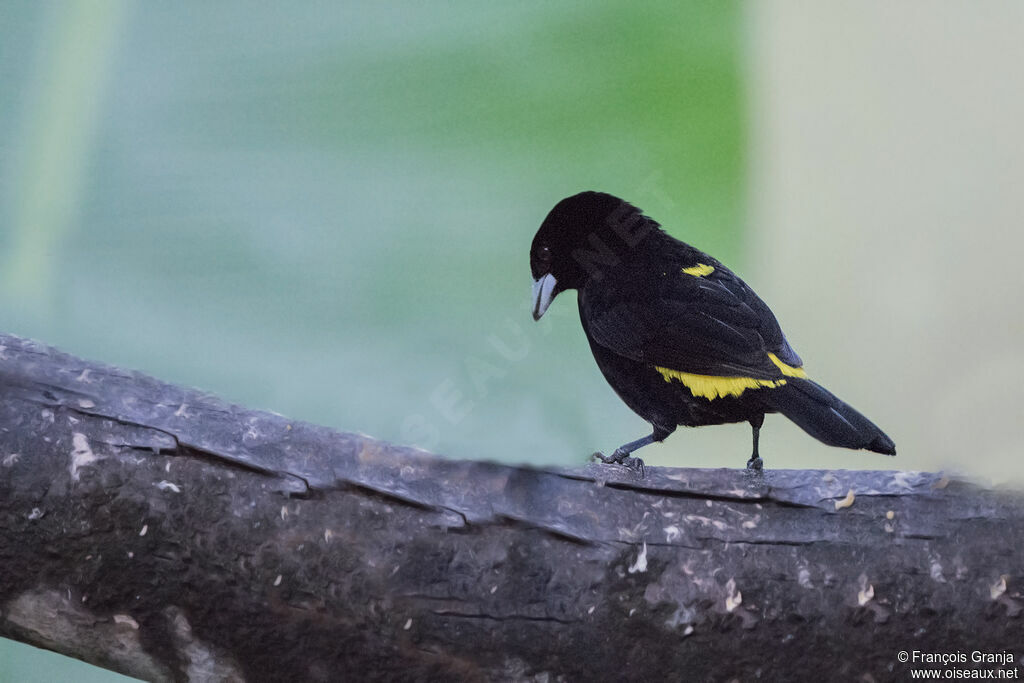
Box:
left=538, top=245, right=552, bottom=263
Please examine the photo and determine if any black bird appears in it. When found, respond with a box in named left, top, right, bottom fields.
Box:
left=530, top=191, right=895, bottom=471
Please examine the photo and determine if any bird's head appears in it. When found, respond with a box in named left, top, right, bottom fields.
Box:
left=530, top=191, right=655, bottom=320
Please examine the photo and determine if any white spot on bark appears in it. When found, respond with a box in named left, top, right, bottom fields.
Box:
left=490, top=585, right=497, bottom=594
left=113, top=614, right=139, bottom=629
left=683, top=624, right=694, bottom=636
left=403, top=618, right=413, bottom=630
left=588, top=605, right=595, bottom=614
left=725, top=578, right=742, bottom=612
left=324, top=528, right=334, bottom=543
left=77, top=399, right=95, bottom=409
left=174, top=404, right=190, bottom=418
left=834, top=489, right=856, bottom=510
left=2, top=453, right=19, bottom=466
left=273, top=574, right=282, bottom=586
left=930, top=561, right=946, bottom=583
left=798, top=568, right=814, bottom=589
left=75, top=368, right=91, bottom=382
left=70, top=433, right=101, bottom=481
left=857, top=574, right=874, bottom=606
left=27, top=508, right=44, bottom=520
left=280, top=506, right=289, bottom=520
left=663, top=525, right=682, bottom=542
left=155, top=481, right=181, bottom=493
left=627, top=542, right=648, bottom=574
left=991, top=575, right=1008, bottom=600
left=139, top=524, right=148, bottom=537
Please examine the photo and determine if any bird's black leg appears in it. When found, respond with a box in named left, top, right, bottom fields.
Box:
left=746, top=413, right=765, bottom=470
left=593, top=433, right=660, bottom=477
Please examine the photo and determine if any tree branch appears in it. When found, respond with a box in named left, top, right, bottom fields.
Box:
left=0, top=332, right=1021, bottom=681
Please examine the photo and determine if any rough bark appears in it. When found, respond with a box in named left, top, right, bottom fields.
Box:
left=0, top=332, right=1021, bottom=682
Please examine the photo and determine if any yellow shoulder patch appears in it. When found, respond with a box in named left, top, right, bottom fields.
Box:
left=767, top=353, right=807, bottom=378
left=654, top=366, right=786, bottom=400
left=681, top=263, right=714, bottom=277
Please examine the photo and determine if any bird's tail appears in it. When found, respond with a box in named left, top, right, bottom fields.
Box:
left=759, top=378, right=896, bottom=455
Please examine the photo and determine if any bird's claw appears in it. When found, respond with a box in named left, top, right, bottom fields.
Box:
left=746, top=455, right=764, bottom=471
left=592, top=449, right=646, bottom=477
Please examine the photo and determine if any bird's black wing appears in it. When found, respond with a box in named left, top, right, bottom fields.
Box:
left=581, top=262, right=803, bottom=380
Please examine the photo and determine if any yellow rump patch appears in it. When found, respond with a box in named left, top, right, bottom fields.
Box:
left=654, top=366, right=786, bottom=400
left=681, top=263, right=714, bottom=277
left=767, top=353, right=806, bottom=378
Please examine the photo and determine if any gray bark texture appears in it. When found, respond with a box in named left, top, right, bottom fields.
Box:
left=0, top=332, right=1022, bottom=682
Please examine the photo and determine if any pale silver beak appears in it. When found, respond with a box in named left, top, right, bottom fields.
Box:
left=531, top=273, right=557, bottom=321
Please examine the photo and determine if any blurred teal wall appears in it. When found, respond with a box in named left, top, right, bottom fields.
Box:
left=0, top=2, right=743, bottom=679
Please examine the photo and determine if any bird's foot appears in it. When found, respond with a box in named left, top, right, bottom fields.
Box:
left=746, top=455, right=764, bottom=471
left=592, top=449, right=646, bottom=477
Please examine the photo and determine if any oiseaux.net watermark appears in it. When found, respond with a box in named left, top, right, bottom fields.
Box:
left=898, top=650, right=1019, bottom=679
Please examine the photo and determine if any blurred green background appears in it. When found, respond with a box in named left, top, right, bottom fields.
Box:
left=1, top=1, right=742, bottom=679
left=4, top=0, right=1023, bottom=680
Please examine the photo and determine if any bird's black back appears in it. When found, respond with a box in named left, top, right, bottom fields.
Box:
left=575, top=227, right=804, bottom=432
left=579, top=228, right=802, bottom=380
